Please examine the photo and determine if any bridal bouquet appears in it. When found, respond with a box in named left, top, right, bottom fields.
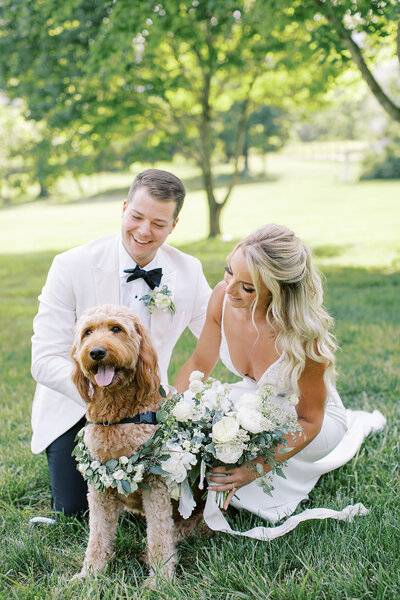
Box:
left=155, top=371, right=303, bottom=516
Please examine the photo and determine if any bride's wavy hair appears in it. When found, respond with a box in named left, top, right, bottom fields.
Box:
left=229, top=224, right=337, bottom=394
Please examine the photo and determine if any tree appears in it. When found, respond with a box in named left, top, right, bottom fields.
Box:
left=271, top=0, right=400, bottom=122
left=217, top=103, right=288, bottom=174
left=1, top=0, right=341, bottom=236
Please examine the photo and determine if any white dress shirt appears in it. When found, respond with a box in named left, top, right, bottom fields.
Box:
left=118, top=240, right=161, bottom=330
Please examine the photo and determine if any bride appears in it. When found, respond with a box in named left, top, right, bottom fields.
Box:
left=174, top=224, right=385, bottom=534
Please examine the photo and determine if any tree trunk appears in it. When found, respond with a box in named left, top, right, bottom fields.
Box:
left=38, top=182, right=49, bottom=198
left=198, top=64, right=224, bottom=238
left=208, top=200, right=223, bottom=238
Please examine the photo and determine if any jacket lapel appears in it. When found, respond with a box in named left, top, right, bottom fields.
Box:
left=93, top=267, right=120, bottom=304
left=93, top=235, right=120, bottom=305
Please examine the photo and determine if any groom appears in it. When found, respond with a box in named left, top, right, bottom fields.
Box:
left=31, top=168, right=211, bottom=515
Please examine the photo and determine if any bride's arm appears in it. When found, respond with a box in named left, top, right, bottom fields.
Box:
left=209, top=354, right=327, bottom=507
left=174, top=282, right=226, bottom=393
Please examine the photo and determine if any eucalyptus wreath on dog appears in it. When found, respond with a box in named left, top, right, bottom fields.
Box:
left=72, top=427, right=167, bottom=497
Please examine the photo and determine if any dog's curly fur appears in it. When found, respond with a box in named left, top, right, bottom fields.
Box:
left=71, top=304, right=180, bottom=583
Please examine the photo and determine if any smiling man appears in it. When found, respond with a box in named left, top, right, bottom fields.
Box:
left=31, top=169, right=211, bottom=516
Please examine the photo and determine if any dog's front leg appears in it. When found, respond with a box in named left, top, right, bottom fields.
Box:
left=74, top=486, right=122, bottom=579
left=142, top=475, right=176, bottom=585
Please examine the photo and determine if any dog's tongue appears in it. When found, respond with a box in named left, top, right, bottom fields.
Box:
left=95, top=365, right=115, bottom=387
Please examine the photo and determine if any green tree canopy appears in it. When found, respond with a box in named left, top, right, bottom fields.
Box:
left=1, top=0, right=398, bottom=234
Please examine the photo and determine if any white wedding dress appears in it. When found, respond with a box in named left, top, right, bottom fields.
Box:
left=203, top=296, right=386, bottom=540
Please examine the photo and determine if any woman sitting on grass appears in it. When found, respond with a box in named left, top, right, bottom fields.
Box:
left=174, top=223, right=385, bottom=535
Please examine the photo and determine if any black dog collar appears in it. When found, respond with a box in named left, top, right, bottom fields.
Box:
left=88, top=411, right=158, bottom=426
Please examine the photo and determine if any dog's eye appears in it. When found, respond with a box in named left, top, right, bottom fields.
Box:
left=111, top=326, right=122, bottom=333
left=84, top=329, right=92, bottom=336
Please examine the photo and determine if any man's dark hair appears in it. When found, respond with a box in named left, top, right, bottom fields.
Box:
left=127, top=169, right=186, bottom=219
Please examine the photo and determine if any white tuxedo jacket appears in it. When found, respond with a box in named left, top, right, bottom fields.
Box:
left=31, top=233, right=211, bottom=453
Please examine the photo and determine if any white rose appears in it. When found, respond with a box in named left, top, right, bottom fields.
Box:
left=133, top=463, right=145, bottom=482
left=189, top=370, right=204, bottom=382
left=234, top=392, right=262, bottom=411
left=287, top=394, right=299, bottom=406
left=162, top=456, right=188, bottom=483
left=100, top=474, right=114, bottom=486
left=189, top=379, right=204, bottom=394
left=113, top=469, right=125, bottom=480
left=90, top=460, right=101, bottom=470
left=162, top=450, right=196, bottom=483
left=172, top=399, right=194, bottom=422
left=236, top=407, right=269, bottom=434
left=212, top=416, right=239, bottom=443
left=78, top=462, right=90, bottom=473
left=119, top=456, right=129, bottom=465
left=215, top=442, right=244, bottom=464
left=154, top=294, right=172, bottom=310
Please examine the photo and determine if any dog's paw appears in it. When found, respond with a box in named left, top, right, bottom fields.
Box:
left=70, top=570, right=86, bottom=582
left=143, top=575, right=157, bottom=589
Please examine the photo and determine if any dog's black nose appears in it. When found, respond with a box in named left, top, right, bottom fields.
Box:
left=89, top=346, right=107, bottom=361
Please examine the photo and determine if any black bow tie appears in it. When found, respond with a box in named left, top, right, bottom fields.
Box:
left=124, top=265, right=163, bottom=290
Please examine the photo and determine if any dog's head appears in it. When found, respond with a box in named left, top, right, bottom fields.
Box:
left=71, top=304, right=160, bottom=406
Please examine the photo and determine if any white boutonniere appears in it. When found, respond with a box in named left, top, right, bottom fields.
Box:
left=140, top=284, right=176, bottom=316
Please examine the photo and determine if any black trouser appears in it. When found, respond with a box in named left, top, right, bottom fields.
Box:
left=46, top=416, right=88, bottom=516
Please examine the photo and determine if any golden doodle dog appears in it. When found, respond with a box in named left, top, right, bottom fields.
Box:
left=71, top=304, right=187, bottom=583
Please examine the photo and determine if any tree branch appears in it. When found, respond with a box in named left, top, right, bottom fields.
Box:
left=220, top=72, right=260, bottom=208
left=320, top=4, right=400, bottom=122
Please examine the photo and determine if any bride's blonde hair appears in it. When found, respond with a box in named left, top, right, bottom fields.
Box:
left=229, top=224, right=337, bottom=394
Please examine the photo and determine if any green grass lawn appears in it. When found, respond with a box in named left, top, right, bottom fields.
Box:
left=0, top=158, right=399, bottom=599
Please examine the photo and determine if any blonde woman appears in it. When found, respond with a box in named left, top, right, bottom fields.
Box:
left=174, top=224, right=384, bottom=533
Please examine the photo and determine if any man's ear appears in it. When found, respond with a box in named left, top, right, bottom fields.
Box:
left=172, top=217, right=179, bottom=231
left=122, top=200, right=127, bottom=213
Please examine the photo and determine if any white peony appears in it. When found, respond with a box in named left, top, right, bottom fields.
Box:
left=234, top=392, right=262, bottom=411
left=154, top=294, right=172, bottom=310
left=236, top=407, right=269, bottom=434
left=113, top=469, right=126, bottom=480
left=189, top=370, right=204, bottom=382
left=189, top=379, right=204, bottom=394
left=215, top=442, right=244, bottom=464
left=212, top=416, right=239, bottom=443
left=172, top=399, right=194, bottom=422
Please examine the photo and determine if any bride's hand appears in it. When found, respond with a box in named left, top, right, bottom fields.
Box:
left=208, top=464, right=257, bottom=510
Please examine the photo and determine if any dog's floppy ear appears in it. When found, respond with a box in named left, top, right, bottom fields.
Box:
left=134, top=320, right=161, bottom=405
left=71, top=336, right=93, bottom=404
